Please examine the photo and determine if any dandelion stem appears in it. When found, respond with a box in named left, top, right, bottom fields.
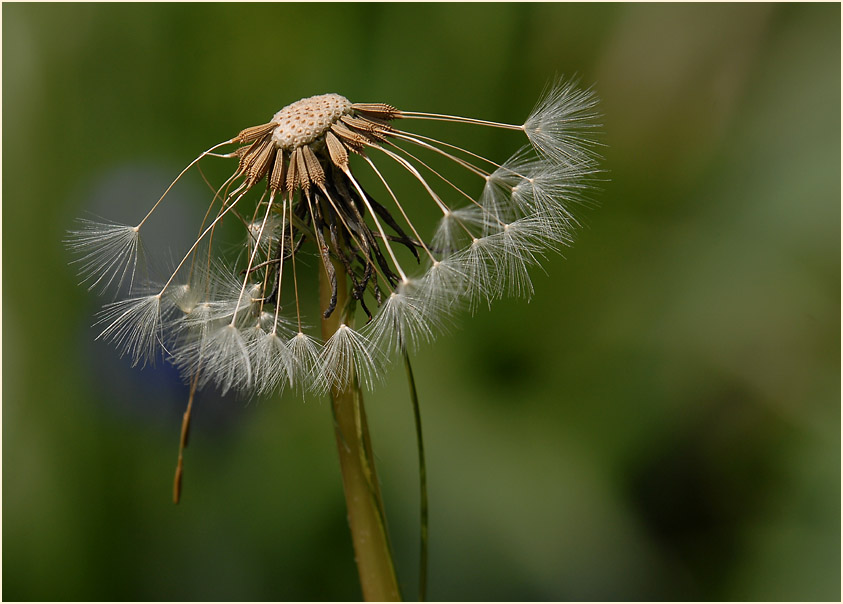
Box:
left=320, top=259, right=401, bottom=602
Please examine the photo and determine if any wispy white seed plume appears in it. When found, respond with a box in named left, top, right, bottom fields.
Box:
left=66, top=220, right=143, bottom=294
left=200, top=324, right=252, bottom=395
left=95, top=293, right=167, bottom=367
left=488, top=217, right=552, bottom=300
left=418, top=257, right=469, bottom=311
left=452, top=236, right=501, bottom=311
left=170, top=300, right=219, bottom=378
left=432, top=206, right=494, bottom=255
left=246, top=213, right=283, bottom=255
left=251, top=331, right=294, bottom=395
left=319, top=324, right=383, bottom=393
left=523, top=77, right=602, bottom=168
left=288, top=332, right=323, bottom=393
left=364, top=283, right=442, bottom=354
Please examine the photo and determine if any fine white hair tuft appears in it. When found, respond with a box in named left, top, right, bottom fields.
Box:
left=523, top=77, right=602, bottom=168
left=66, top=220, right=144, bottom=295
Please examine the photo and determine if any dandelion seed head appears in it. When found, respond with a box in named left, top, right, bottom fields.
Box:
left=271, top=93, right=352, bottom=150
left=72, top=77, right=601, bottom=395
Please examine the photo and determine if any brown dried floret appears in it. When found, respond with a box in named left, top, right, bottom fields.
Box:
left=351, top=103, right=401, bottom=120
left=330, top=122, right=369, bottom=154
left=246, top=139, right=276, bottom=187
left=302, top=145, right=325, bottom=188
left=341, top=115, right=392, bottom=142
left=269, top=149, right=286, bottom=193
left=236, top=122, right=275, bottom=144
left=325, top=131, right=349, bottom=170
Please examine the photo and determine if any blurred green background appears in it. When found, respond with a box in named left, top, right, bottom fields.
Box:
left=4, top=3, right=840, bottom=601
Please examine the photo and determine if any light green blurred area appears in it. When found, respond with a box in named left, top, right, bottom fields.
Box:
left=3, top=3, right=839, bottom=601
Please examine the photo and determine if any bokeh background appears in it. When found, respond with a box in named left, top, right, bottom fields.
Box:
left=3, top=3, right=840, bottom=601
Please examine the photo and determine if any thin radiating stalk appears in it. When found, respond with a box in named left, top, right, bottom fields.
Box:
left=403, top=347, right=428, bottom=602
left=320, top=259, right=401, bottom=602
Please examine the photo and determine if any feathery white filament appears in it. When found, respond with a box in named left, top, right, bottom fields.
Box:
left=487, top=218, right=548, bottom=300
left=66, top=220, right=142, bottom=294
left=365, top=287, right=437, bottom=354
left=95, top=294, right=167, bottom=367
left=523, top=77, right=601, bottom=168
left=251, top=331, right=294, bottom=395
left=419, top=258, right=469, bottom=310
left=452, top=236, right=503, bottom=310
left=432, top=206, right=494, bottom=255
left=201, top=324, right=252, bottom=395
left=319, top=325, right=382, bottom=393
left=231, top=193, right=275, bottom=326
left=289, top=332, right=323, bottom=392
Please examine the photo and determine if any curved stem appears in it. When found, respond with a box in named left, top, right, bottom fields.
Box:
left=320, top=258, right=401, bottom=602
left=403, top=348, right=428, bottom=602
left=172, top=372, right=199, bottom=504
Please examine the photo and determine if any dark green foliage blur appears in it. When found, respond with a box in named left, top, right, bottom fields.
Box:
left=3, top=3, right=839, bottom=601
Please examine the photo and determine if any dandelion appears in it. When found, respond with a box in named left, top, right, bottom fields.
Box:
left=68, top=78, right=600, bottom=393
left=67, top=77, right=601, bottom=600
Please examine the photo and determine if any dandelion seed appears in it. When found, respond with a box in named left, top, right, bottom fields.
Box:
left=431, top=206, right=492, bottom=255
left=70, top=79, right=601, bottom=394
left=454, top=235, right=503, bottom=310
left=418, top=257, right=469, bottom=311
left=246, top=213, right=283, bottom=256
left=66, top=220, right=143, bottom=294
left=523, top=77, right=602, bottom=168
left=288, top=331, right=325, bottom=392
left=170, top=299, right=219, bottom=378
left=320, top=324, right=383, bottom=392
left=364, top=283, right=440, bottom=354
left=487, top=148, right=586, bottom=231
left=95, top=293, right=168, bottom=367
left=251, top=330, right=294, bottom=395
left=490, top=217, right=552, bottom=300
left=200, top=324, right=252, bottom=395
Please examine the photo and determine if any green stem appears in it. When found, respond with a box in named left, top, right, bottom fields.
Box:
left=403, top=348, right=428, bottom=601
left=320, top=259, right=401, bottom=602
